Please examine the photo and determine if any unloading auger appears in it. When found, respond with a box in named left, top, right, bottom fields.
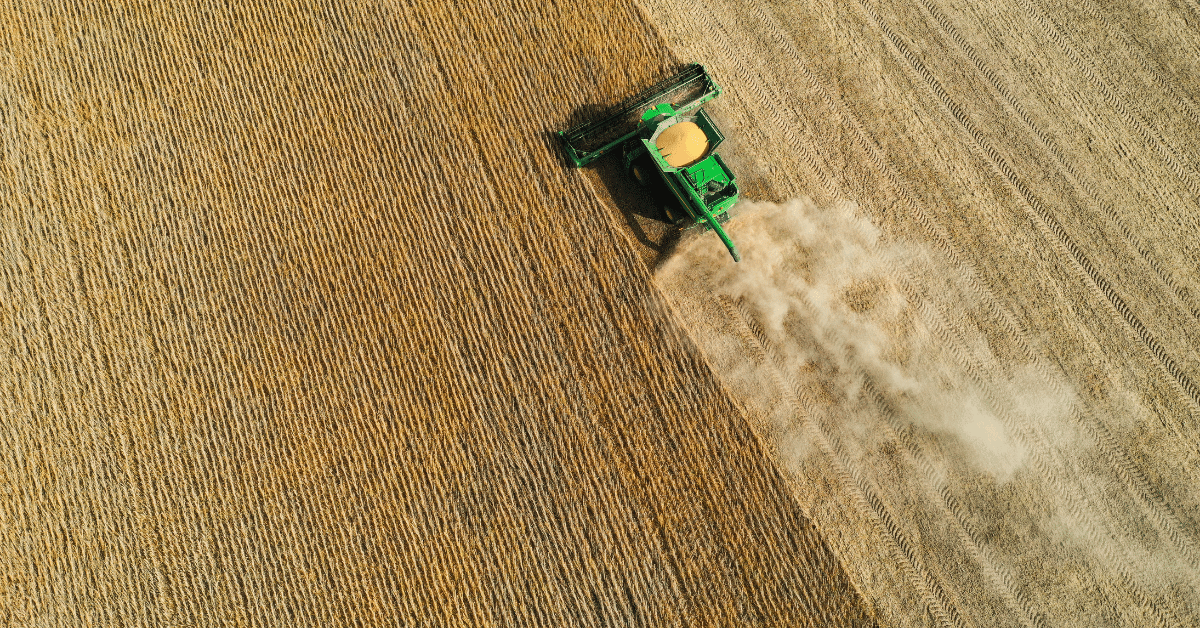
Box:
left=558, top=64, right=742, bottom=262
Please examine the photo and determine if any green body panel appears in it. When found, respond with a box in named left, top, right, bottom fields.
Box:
left=558, top=64, right=742, bottom=262
left=634, top=108, right=740, bottom=262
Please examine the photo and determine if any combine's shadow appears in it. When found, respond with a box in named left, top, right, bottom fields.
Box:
left=545, top=104, right=685, bottom=269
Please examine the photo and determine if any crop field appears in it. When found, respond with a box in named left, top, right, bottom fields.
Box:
left=1, top=0, right=1197, bottom=627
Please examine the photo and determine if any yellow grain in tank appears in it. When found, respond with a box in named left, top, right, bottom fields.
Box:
left=655, top=121, right=710, bottom=168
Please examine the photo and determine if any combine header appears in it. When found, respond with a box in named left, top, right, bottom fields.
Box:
left=558, top=64, right=742, bottom=262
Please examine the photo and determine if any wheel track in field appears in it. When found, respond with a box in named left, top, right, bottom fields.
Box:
left=857, top=374, right=1044, bottom=628
left=707, top=0, right=1200, bottom=436
left=1179, top=0, right=1200, bottom=23
left=658, top=2, right=1199, bottom=604
left=704, top=0, right=1033, bottom=357
left=1065, top=0, right=1200, bottom=130
left=911, top=0, right=1200, bottom=327
left=902, top=0, right=1200, bottom=540
left=896, top=278, right=1194, bottom=627
left=901, top=268, right=1200, bottom=570
left=683, top=11, right=973, bottom=621
left=644, top=2, right=1199, bottom=623
left=718, top=294, right=964, bottom=628
left=1006, top=0, right=1200, bottom=197
left=855, top=0, right=1200, bottom=418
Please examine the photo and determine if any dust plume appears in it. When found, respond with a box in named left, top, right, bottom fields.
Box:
left=657, top=198, right=1051, bottom=479
left=654, top=198, right=1200, bottom=624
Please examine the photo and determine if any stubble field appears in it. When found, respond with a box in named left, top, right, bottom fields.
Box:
left=634, top=0, right=1200, bottom=626
left=2, top=0, right=1198, bottom=626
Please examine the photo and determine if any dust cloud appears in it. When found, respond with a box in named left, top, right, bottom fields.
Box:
left=654, top=198, right=1200, bottom=625
left=657, top=198, right=1054, bottom=479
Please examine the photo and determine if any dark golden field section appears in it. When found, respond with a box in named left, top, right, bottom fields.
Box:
left=1, top=0, right=873, bottom=626
left=4, top=0, right=1200, bottom=626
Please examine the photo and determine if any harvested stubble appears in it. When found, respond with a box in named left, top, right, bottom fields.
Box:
left=0, top=0, right=876, bottom=626
left=637, top=0, right=1200, bottom=626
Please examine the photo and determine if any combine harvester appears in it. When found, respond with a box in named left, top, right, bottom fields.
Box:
left=559, top=64, right=742, bottom=262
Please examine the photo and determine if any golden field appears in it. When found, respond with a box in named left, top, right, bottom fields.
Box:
left=1, top=1, right=871, bottom=625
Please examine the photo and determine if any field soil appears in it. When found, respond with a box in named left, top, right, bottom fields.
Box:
left=632, top=0, right=1200, bottom=626
left=1, top=1, right=873, bottom=626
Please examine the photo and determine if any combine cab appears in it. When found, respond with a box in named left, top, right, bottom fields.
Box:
left=558, top=64, right=742, bottom=262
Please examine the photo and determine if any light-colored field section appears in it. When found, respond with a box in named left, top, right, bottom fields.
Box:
left=635, top=0, right=1200, bottom=626
left=0, top=2, right=876, bottom=626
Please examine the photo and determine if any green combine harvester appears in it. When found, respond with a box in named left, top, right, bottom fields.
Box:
left=558, top=64, right=742, bottom=262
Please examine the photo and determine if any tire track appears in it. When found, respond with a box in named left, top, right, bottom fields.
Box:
left=904, top=265, right=1192, bottom=624
left=904, top=0, right=1200, bottom=545
left=912, top=272, right=1195, bottom=607
left=641, top=0, right=1200, bottom=625
left=1080, top=407, right=1200, bottom=561
left=855, top=0, right=1200, bottom=417
left=719, top=295, right=965, bottom=628
left=1008, top=0, right=1200, bottom=197
left=658, top=0, right=1200, bottom=579
left=707, top=0, right=1196, bottom=471
left=1165, top=0, right=1200, bottom=33
left=859, top=378, right=1043, bottom=628
left=719, top=0, right=1039, bottom=359
left=911, top=0, right=1200, bottom=327
left=904, top=270, right=1200, bottom=571
left=902, top=277, right=1195, bottom=627
left=1067, top=0, right=1200, bottom=130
